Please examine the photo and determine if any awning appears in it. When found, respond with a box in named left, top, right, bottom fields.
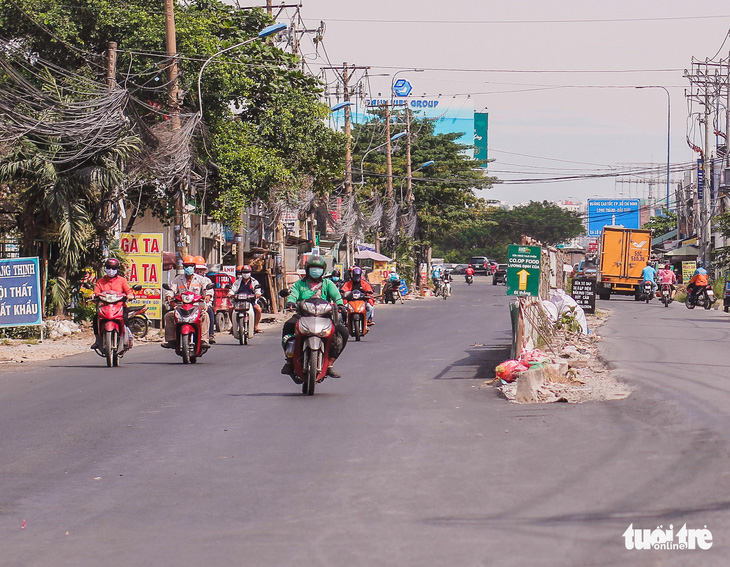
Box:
left=354, top=250, right=392, bottom=262
left=664, top=245, right=699, bottom=257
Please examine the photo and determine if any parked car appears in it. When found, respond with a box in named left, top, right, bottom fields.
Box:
left=452, top=264, right=468, bottom=275
left=575, top=259, right=598, bottom=279
left=468, top=256, right=490, bottom=274
left=492, top=264, right=508, bottom=285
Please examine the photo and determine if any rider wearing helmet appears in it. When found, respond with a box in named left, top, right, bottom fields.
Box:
left=687, top=265, right=709, bottom=303
left=162, top=255, right=213, bottom=349
left=228, top=264, right=263, bottom=333
left=340, top=265, right=375, bottom=324
left=192, top=255, right=216, bottom=343
left=327, top=268, right=344, bottom=290
left=465, top=264, right=475, bottom=278
left=91, top=258, right=134, bottom=350
left=280, top=255, right=348, bottom=380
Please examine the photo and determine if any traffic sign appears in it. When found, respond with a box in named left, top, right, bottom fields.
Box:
left=507, top=245, right=541, bottom=297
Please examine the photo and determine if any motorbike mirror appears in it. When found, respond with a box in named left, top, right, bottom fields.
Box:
left=278, top=289, right=290, bottom=298
left=162, top=283, right=172, bottom=291
left=132, top=284, right=143, bottom=291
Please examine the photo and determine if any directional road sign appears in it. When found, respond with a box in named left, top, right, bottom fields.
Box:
left=506, top=245, right=541, bottom=297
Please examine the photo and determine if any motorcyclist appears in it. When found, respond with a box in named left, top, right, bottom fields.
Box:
left=465, top=264, right=475, bottom=280
left=90, top=258, right=133, bottom=350
left=657, top=263, right=677, bottom=298
left=641, top=261, right=657, bottom=294
left=432, top=263, right=443, bottom=293
left=340, top=265, right=376, bottom=325
left=228, top=264, right=263, bottom=334
left=280, top=255, right=348, bottom=380
left=327, top=268, right=344, bottom=291
left=686, top=266, right=709, bottom=303
left=193, top=255, right=216, bottom=343
left=162, top=255, right=213, bottom=349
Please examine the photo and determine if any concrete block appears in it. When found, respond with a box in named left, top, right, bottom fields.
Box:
left=515, top=366, right=546, bottom=403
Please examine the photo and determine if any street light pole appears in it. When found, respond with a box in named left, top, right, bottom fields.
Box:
left=636, top=86, right=671, bottom=214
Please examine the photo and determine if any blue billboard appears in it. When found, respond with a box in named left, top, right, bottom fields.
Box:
left=0, top=257, right=43, bottom=327
left=588, top=199, right=641, bottom=237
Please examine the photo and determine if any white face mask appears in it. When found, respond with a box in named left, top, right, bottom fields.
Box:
left=241, top=273, right=251, bottom=280
left=105, top=268, right=118, bottom=278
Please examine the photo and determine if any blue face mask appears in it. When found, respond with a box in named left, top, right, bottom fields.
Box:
left=309, top=267, right=324, bottom=279
left=184, top=266, right=195, bottom=276
left=332, top=276, right=339, bottom=282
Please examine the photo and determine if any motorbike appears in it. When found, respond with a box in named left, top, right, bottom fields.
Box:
left=441, top=279, right=452, bottom=300
left=686, top=284, right=716, bottom=310
left=343, top=289, right=371, bottom=341
left=93, top=290, right=134, bottom=367
left=638, top=281, right=654, bottom=303
left=162, top=282, right=214, bottom=363
left=231, top=292, right=256, bottom=345
left=280, top=290, right=339, bottom=396
left=127, top=303, right=149, bottom=338
left=465, top=274, right=473, bottom=285
left=382, top=279, right=403, bottom=304
left=659, top=283, right=674, bottom=307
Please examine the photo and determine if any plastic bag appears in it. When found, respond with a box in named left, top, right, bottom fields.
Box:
left=123, top=325, right=134, bottom=351
left=495, top=360, right=529, bottom=383
left=520, top=348, right=550, bottom=364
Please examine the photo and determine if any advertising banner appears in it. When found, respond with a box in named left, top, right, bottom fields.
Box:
left=507, top=245, right=541, bottom=297
left=682, top=261, right=697, bottom=285
left=120, top=233, right=163, bottom=320
left=474, top=112, right=488, bottom=167
left=0, top=256, right=42, bottom=327
left=588, top=199, right=640, bottom=237
left=571, top=278, right=596, bottom=314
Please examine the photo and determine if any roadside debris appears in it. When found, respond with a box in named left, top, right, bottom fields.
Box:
left=490, top=308, right=630, bottom=404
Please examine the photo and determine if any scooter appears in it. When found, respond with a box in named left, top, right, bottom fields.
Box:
left=382, top=279, right=403, bottom=304
left=659, top=283, right=673, bottom=307
left=93, top=290, right=132, bottom=367
left=231, top=292, right=256, bottom=345
left=162, top=282, right=214, bottom=363
left=127, top=303, right=149, bottom=338
left=442, top=279, right=452, bottom=300
left=686, top=284, right=716, bottom=310
left=465, top=274, right=473, bottom=285
left=343, top=289, right=370, bottom=341
left=638, top=280, right=654, bottom=303
left=280, top=291, right=338, bottom=396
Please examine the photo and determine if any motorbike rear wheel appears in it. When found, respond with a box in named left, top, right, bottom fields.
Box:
left=181, top=334, right=191, bottom=364
left=128, top=315, right=148, bottom=339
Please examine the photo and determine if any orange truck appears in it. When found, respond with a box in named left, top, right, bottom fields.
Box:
left=595, top=226, right=652, bottom=300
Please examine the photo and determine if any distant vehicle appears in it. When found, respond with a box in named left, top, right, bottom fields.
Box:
left=442, top=263, right=459, bottom=271
left=492, top=264, right=508, bottom=285
left=595, top=226, right=652, bottom=300
left=488, top=261, right=498, bottom=275
left=452, top=264, right=468, bottom=275
left=468, top=256, right=490, bottom=274
left=575, top=259, right=598, bottom=280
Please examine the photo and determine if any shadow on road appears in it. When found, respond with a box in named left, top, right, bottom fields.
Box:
left=432, top=344, right=511, bottom=380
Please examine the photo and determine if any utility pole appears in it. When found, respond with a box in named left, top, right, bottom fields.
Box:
left=342, top=62, right=354, bottom=267
left=164, top=0, right=187, bottom=269
left=266, top=0, right=272, bottom=15
left=405, top=107, right=413, bottom=205
left=702, top=90, right=712, bottom=268
left=106, top=42, right=117, bottom=90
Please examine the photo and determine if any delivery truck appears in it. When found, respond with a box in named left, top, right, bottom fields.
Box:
left=595, top=226, right=652, bottom=300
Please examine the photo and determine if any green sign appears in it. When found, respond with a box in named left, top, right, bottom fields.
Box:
left=507, top=245, right=541, bottom=297
left=474, top=112, right=488, bottom=167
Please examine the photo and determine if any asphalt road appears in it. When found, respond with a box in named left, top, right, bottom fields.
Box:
left=2, top=279, right=730, bottom=566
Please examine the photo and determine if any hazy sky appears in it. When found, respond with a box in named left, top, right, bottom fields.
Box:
left=249, top=1, right=730, bottom=204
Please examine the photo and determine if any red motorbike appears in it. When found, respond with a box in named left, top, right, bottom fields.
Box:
left=163, top=283, right=213, bottom=364
left=93, top=290, right=131, bottom=367
left=343, top=289, right=371, bottom=341
left=281, top=292, right=338, bottom=396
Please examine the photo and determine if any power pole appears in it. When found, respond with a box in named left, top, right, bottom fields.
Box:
left=342, top=62, right=354, bottom=267
left=702, top=90, right=712, bottom=268
left=266, top=0, right=272, bottom=15
left=164, top=0, right=187, bottom=269
left=405, top=107, right=413, bottom=205
left=106, top=42, right=117, bottom=90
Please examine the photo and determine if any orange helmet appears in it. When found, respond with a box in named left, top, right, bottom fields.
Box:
left=182, top=255, right=196, bottom=266
left=194, top=255, right=207, bottom=270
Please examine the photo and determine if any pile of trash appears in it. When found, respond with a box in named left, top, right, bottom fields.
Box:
left=491, top=308, right=631, bottom=404
left=44, top=319, right=83, bottom=340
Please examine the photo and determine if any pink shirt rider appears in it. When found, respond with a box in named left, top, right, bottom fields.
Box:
left=658, top=269, right=676, bottom=285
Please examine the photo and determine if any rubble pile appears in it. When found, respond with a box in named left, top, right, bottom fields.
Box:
left=493, top=309, right=631, bottom=404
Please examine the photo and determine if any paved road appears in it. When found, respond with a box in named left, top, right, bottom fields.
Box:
left=2, top=280, right=730, bottom=566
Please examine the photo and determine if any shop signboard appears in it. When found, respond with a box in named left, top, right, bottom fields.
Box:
left=507, top=245, right=541, bottom=297
left=120, top=233, right=163, bottom=320
left=682, top=261, right=697, bottom=285
left=0, top=256, right=42, bottom=327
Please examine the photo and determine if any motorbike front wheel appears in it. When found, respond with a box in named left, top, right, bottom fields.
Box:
left=354, top=316, right=361, bottom=341
left=238, top=316, right=245, bottom=345
left=181, top=334, right=192, bottom=364
left=303, top=350, right=318, bottom=396
left=103, top=329, right=117, bottom=368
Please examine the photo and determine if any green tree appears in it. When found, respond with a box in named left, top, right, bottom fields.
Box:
left=642, top=209, right=677, bottom=236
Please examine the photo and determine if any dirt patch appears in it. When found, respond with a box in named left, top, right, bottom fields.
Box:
left=489, top=308, right=631, bottom=404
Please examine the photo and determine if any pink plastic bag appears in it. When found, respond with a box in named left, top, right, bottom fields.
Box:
left=519, top=348, right=550, bottom=364
left=495, top=360, right=529, bottom=383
